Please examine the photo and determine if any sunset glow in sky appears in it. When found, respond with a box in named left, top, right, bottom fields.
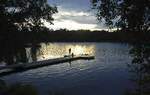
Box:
left=45, top=0, right=107, bottom=30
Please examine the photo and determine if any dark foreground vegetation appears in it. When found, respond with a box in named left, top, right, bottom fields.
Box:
left=0, top=79, right=66, bottom=95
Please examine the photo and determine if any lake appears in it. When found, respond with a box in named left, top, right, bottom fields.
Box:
left=1, top=42, right=134, bottom=95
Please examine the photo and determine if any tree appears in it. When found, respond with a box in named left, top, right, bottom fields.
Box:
left=0, top=0, right=58, bottom=64
left=91, top=0, right=150, bottom=32
left=0, top=0, right=58, bottom=33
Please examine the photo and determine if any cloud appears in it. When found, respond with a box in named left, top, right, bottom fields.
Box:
left=53, top=9, right=96, bottom=23
left=59, top=11, right=90, bottom=17
left=44, top=19, right=100, bottom=30
left=47, top=0, right=107, bottom=30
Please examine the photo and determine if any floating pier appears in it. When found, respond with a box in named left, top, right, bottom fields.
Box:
left=0, top=54, right=94, bottom=76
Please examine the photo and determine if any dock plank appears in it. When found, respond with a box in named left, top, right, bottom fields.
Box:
left=0, top=55, right=94, bottom=76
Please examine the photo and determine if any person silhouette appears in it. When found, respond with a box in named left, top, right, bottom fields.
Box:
left=69, top=48, right=71, bottom=55
left=72, top=53, right=74, bottom=57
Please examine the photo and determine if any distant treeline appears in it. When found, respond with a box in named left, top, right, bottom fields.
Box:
left=1, top=27, right=150, bottom=45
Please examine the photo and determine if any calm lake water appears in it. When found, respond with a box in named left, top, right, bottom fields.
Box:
left=1, top=42, right=134, bottom=95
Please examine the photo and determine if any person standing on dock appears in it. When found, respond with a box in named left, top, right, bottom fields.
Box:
left=72, top=53, right=74, bottom=57
left=69, top=48, right=71, bottom=55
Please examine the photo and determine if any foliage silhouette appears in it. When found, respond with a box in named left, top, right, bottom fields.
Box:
left=0, top=0, right=57, bottom=65
left=91, top=1, right=150, bottom=94
left=0, top=79, right=39, bottom=95
left=91, top=0, right=150, bottom=32
left=0, top=79, right=67, bottom=95
left=125, top=42, right=150, bottom=95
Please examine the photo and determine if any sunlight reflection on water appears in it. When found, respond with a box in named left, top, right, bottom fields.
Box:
left=35, top=43, right=95, bottom=61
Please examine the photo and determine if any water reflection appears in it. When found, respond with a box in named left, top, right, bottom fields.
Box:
left=1, top=43, right=132, bottom=95
left=0, top=44, right=28, bottom=65
left=0, top=43, right=95, bottom=65
left=0, top=43, right=40, bottom=66
left=36, top=43, right=95, bottom=61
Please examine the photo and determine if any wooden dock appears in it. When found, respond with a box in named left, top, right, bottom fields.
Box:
left=0, top=55, right=94, bottom=76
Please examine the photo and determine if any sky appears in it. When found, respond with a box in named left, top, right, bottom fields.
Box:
left=44, top=0, right=107, bottom=30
